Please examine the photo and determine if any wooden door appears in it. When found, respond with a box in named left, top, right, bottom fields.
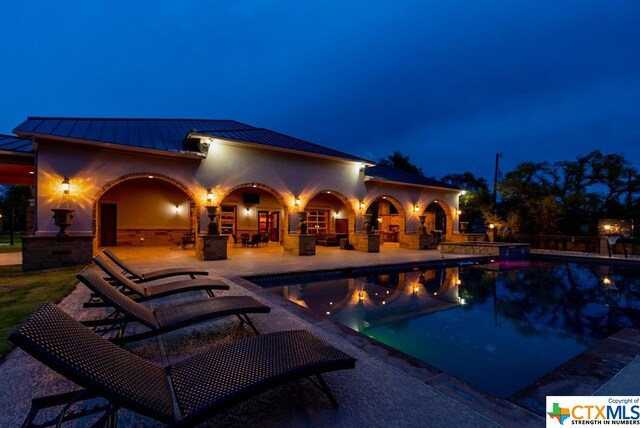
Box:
left=100, top=203, right=117, bottom=246
left=335, top=218, right=348, bottom=233
left=269, top=212, right=279, bottom=242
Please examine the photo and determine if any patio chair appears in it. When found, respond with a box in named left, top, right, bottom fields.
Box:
left=77, top=268, right=270, bottom=343
left=10, top=302, right=357, bottom=427
left=89, top=255, right=229, bottom=306
left=103, top=248, right=208, bottom=283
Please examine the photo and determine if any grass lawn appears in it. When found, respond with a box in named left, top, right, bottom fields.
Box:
left=0, top=232, right=23, bottom=254
left=0, top=265, right=82, bottom=360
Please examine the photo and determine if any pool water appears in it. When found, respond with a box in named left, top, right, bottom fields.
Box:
left=256, top=260, right=640, bottom=398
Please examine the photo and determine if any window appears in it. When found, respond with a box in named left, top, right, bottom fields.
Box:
left=307, top=210, right=328, bottom=234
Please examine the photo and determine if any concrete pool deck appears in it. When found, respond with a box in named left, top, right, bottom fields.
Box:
left=1, top=244, right=639, bottom=426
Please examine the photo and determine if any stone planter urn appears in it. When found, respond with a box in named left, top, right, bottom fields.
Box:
left=298, top=211, right=308, bottom=234
left=51, top=208, right=74, bottom=237
left=418, top=215, right=427, bottom=235
left=206, top=206, right=219, bottom=235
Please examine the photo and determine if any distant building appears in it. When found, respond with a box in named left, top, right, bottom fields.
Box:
left=2, top=117, right=462, bottom=260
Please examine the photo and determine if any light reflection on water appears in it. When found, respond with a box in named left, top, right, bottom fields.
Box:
left=264, top=261, right=640, bottom=398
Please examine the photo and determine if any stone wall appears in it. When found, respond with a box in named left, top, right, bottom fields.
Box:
left=22, top=235, right=94, bottom=271
left=441, top=242, right=530, bottom=259
left=116, top=229, right=192, bottom=246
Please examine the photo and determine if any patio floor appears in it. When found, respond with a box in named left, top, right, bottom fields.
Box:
left=1, top=243, right=637, bottom=426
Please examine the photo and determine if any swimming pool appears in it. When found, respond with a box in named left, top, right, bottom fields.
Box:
left=253, top=260, right=640, bottom=398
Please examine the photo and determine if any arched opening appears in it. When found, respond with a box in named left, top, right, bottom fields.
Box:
left=365, top=195, right=405, bottom=242
left=304, top=190, right=355, bottom=237
left=424, top=200, right=453, bottom=241
left=219, top=183, right=287, bottom=245
left=95, top=174, right=197, bottom=247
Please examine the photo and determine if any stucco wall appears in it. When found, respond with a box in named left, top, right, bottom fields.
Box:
left=33, top=138, right=461, bottom=240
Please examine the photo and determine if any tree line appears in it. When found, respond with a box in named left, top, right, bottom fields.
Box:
left=382, top=150, right=640, bottom=237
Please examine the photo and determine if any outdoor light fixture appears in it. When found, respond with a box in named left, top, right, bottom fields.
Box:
left=359, top=290, right=365, bottom=301
left=603, top=277, right=612, bottom=286
left=294, top=196, right=301, bottom=207
left=457, top=209, right=462, bottom=215
left=413, top=284, right=419, bottom=295
left=359, top=200, right=365, bottom=210
left=488, top=223, right=496, bottom=229
left=413, top=204, right=419, bottom=213
left=174, top=205, right=180, bottom=215
left=206, top=188, right=214, bottom=204
left=61, top=176, right=70, bottom=194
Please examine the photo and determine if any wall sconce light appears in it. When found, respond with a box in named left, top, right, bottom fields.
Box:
left=358, top=290, right=365, bottom=302
left=294, top=196, right=301, bottom=207
left=359, top=200, right=365, bottom=210
left=175, top=205, right=180, bottom=215
left=413, top=204, right=419, bottom=213
left=61, top=176, right=70, bottom=194
left=457, top=209, right=462, bottom=216
left=206, top=188, right=214, bottom=204
left=245, top=208, right=251, bottom=216
left=413, top=284, right=419, bottom=295
left=488, top=223, right=496, bottom=229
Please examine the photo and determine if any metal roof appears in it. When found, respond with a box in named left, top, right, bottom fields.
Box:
left=364, top=164, right=459, bottom=190
left=0, top=134, right=33, bottom=154
left=13, top=117, right=371, bottom=163
left=197, top=127, right=367, bottom=162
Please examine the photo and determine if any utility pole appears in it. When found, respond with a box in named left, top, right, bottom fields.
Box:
left=493, top=152, right=503, bottom=206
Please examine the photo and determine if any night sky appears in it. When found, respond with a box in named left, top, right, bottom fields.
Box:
left=1, top=1, right=639, bottom=181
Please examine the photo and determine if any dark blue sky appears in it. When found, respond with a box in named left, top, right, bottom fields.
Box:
left=2, top=1, right=639, bottom=181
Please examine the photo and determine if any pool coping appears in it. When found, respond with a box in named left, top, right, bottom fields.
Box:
left=237, top=254, right=640, bottom=426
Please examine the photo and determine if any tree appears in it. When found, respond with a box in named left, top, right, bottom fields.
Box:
left=441, top=172, right=492, bottom=232
left=378, top=152, right=424, bottom=176
left=0, top=185, right=31, bottom=232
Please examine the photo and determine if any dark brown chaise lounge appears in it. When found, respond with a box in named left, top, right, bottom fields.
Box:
left=103, top=248, right=208, bottom=283
left=10, top=302, right=357, bottom=427
left=91, top=255, right=229, bottom=303
left=77, top=268, right=270, bottom=342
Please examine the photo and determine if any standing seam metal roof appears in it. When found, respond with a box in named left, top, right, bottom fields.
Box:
left=364, top=164, right=459, bottom=190
left=0, top=134, right=33, bottom=153
left=13, top=117, right=369, bottom=163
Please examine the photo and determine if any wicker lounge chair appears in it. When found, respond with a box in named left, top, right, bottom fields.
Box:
left=77, top=268, right=270, bottom=342
left=10, top=302, right=356, bottom=427
left=103, top=248, right=208, bottom=283
left=90, top=255, right=228, bottom=304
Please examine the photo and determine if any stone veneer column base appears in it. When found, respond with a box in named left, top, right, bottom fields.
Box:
left=284, top=234, right=316, bottom=256
left=196, top=235, right=228, bottom=260
left=351, top=233, right=381, bottom=252
left=22, top=235, right=94, bottom=271
left=399, top=234, right=437, bottom=250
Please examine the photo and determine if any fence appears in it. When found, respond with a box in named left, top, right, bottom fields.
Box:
left=511, top=234, right=640, bottom=256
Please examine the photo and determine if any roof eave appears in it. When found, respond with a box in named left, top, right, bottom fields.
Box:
left=364, top=176, right=460, bottom=192
left=193, top=134, right=374, bottom=166
left=13, top=132, right=205, bottom=160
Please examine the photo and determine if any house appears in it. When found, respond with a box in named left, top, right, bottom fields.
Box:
left=1, top=117, right=464, bottom=269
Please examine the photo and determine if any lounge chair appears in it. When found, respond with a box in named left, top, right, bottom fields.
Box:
left=10, top=302, right=356, bottom=427
left=103, top=248, right=208, bottom=283
left=90, top=255, right=228, bottom=304
left=77, top=268, right=270, bottom=342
